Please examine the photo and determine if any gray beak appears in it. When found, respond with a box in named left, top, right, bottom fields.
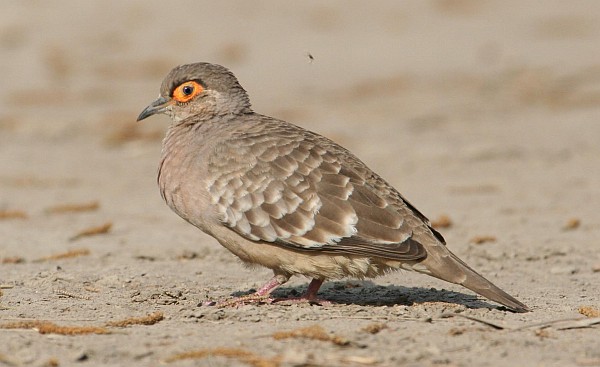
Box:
left=137, top=96, right=171, bottom=121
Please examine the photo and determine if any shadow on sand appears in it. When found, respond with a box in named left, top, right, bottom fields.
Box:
left=232, top=280, right=509, bottom=312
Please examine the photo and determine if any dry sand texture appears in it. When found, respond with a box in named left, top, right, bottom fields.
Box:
left=1, top=1, right=600, bottom=366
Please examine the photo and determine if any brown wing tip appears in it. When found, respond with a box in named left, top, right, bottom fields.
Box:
left=501, top=299, right=530, bottom=313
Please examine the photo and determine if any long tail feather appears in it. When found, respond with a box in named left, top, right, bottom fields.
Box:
left=418, top=245, right=529, bottom=313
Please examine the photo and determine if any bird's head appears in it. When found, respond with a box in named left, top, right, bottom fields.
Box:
left=137, top=62, right=252, bottom=123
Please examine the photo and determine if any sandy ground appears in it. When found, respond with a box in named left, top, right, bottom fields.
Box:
left=1, top=1, right=600, bottom=366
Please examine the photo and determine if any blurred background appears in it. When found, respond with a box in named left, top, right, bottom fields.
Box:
left=1, top=0, right=599, bottom=291
left=1, top=2, right=600, bottom=365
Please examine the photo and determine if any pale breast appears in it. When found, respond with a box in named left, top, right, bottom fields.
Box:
left=158, top=123, right=218, bottom=232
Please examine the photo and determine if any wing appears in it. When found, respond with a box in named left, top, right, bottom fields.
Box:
left=207, top=120, right=428, bottom=261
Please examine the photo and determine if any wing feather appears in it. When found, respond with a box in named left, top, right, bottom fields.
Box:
left=208, top=120, right=430, bottom=261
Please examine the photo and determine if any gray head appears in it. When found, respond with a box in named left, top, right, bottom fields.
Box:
left=137, top=62, right=252, bottom=123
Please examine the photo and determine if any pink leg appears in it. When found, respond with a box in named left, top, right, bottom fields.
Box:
left=255, top=274, right=288, bottom=296
left=272, top=278, right=331, bottom=305
left=304, top=278, right=324, bottom=300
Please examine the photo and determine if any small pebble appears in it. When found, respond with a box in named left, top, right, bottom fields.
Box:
left=550, top=266, right=578, bottom=275
left=562, top=218, right=580, bottom=231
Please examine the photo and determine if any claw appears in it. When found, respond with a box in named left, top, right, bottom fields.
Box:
left=272, top=297, right=333, bottom=306
left=215, top=293, right=273, bottom=308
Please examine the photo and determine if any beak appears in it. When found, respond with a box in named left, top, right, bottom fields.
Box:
left=137, top=96, right=171, bottom=121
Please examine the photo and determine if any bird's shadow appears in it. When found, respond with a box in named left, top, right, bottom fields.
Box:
left=233, top=280, right=508, bottom=312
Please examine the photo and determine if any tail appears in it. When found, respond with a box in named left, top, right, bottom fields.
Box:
left=417, top=243, right=529, bottom=313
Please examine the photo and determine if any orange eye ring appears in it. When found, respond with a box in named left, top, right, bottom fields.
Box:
left=172, top=81, right=203, bottom=103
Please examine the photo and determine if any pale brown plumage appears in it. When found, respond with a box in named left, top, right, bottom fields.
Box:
left=137, top=62, right=529, bottom=312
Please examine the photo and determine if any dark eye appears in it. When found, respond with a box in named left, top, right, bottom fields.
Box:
left=182, top=85, right=194, bottom=96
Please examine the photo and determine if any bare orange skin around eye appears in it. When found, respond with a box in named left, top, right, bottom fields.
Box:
left=172, top=81, right=203, bottom=103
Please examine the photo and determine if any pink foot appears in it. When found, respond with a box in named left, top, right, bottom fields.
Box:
left=203, top=274, right=289, bottom=308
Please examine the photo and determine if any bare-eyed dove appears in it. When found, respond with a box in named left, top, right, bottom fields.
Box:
left=137, top=62, right=528, bottom=312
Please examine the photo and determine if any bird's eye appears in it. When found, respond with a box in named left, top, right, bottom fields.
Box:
left=172, top=81, right=203, bottom=103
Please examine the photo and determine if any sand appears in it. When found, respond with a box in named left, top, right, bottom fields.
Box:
left=1, top=1, right=599, bottom=366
